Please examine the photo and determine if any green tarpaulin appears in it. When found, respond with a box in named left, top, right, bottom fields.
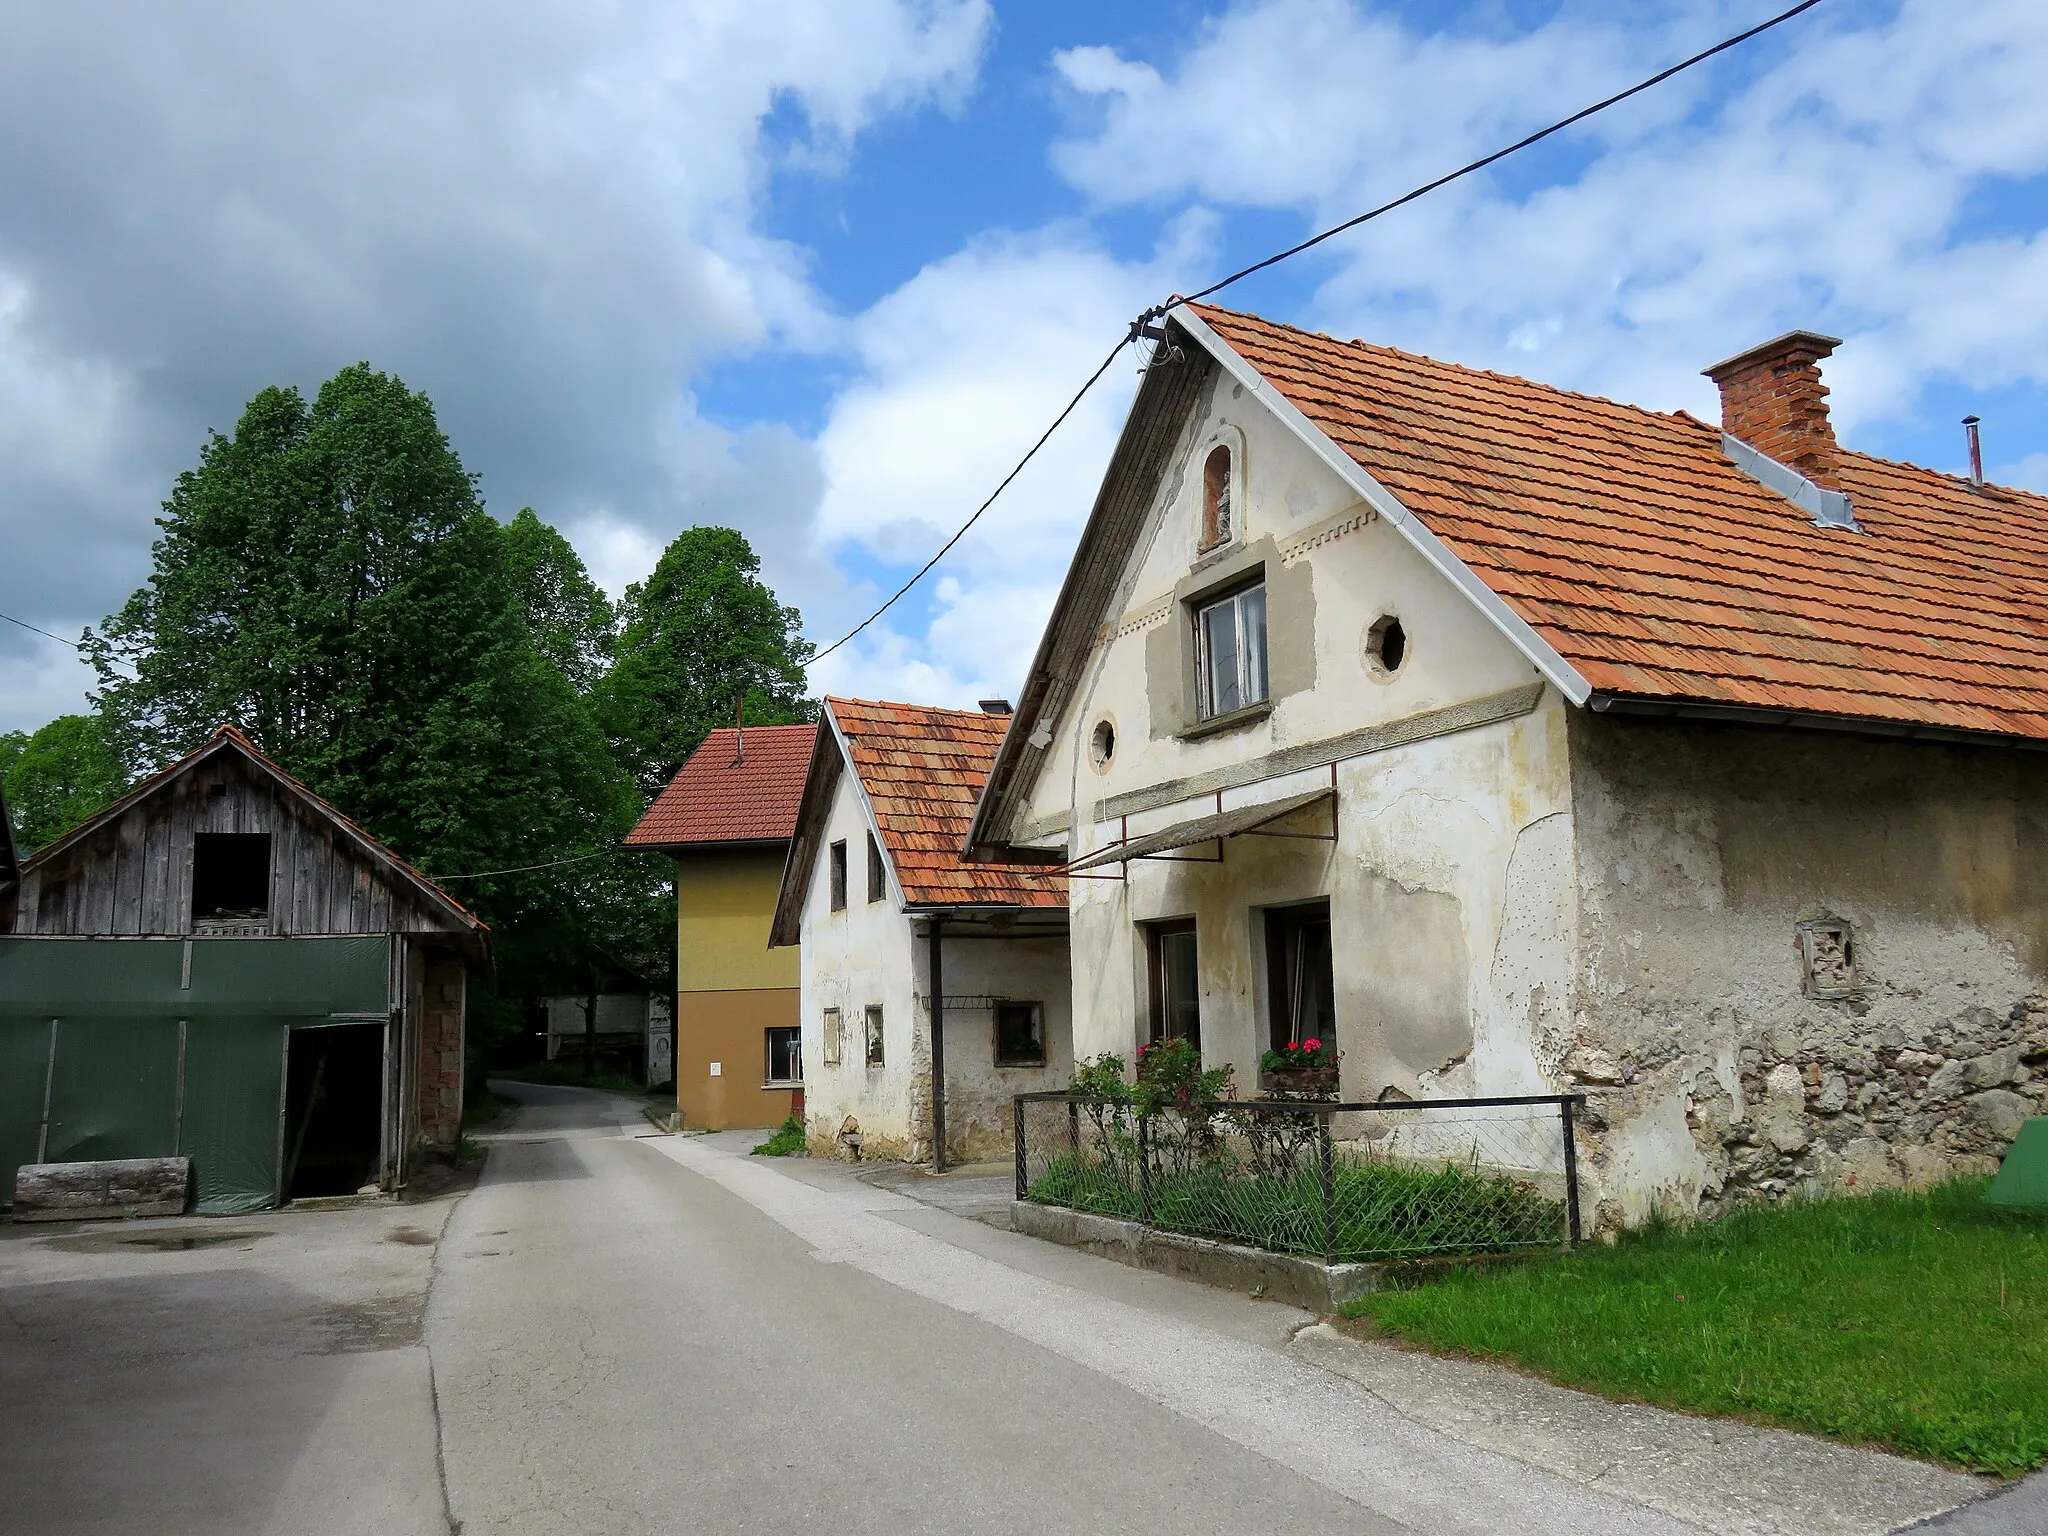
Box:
left=0, top=936, right=389, bottom=1212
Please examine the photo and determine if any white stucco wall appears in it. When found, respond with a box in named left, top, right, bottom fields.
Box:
left=1046, top=364, right=1573, bottom=1114
left=797, top=750, right=1073, bottom=1163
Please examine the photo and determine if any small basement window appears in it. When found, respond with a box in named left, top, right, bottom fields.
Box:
left=995, top=1002, right=1046, bottom=1067
left=867, top=832, right=887, bottom=903
left=765, top=1026, right=803, bottom=1085
left=829, top=840, right=848, bottom=911
left=191, top=833, right=272, bottom=919
left=864, top=1005, right=885, bottom=1068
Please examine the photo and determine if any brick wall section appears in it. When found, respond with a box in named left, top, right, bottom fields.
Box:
left=1704, top=331, right=1843, bottom=487
left=418, top=949, right=466, bottom=1148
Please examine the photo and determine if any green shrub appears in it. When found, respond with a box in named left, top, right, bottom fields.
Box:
left=752, top=1116, right=806, bottom=1157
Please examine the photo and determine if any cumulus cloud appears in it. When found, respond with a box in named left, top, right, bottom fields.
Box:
left=1049, top=0, right=2048, bottom=433
left=0, top=0, right=989, bottom=727
left=805, top=216, right=1212, bottom=706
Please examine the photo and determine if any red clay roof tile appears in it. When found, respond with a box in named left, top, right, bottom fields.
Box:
left=1193, top=304, right=2048, bottom=742
left=626, top=724, right=817, bottom=848
left=828, top=698, right=1065, bottom=908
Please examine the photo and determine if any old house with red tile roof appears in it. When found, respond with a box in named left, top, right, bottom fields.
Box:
left=771, top=698, right=1068, bottom=1166
left=628, top=722, right=816, bottom=1131
left=966, top=303, right=2048, bottom=1225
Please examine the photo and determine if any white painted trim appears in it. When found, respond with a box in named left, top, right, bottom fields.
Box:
left=821, top=704, right=907, bottom=911
left=1172, top=307, right=1594, bottom=707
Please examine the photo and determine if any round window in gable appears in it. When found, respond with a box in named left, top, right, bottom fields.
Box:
left=1364, top=615, right=1408, bottom=677
left=1089, top=718, right=1117, bottom=773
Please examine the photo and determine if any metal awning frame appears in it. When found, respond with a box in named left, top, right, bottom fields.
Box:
left=1068, top=769, right=1338, bottom=881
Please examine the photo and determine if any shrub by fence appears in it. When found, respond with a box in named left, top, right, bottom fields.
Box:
left=1014, top=1090, right=1583, bottom=1265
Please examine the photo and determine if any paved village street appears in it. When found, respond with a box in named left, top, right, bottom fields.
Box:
left=11, top=1078, right=2042, bottom=1536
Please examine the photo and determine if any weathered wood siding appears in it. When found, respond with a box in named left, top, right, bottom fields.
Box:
left=15, top=753, right=465, bottom=940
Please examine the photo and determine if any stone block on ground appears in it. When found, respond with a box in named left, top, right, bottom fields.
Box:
left=13, top=1157, right=191, bottom=1222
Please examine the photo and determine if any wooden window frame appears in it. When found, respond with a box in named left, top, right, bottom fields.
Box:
left=1144, top=918, right=1201, bottom=1050
left=864, top=1004, right=885, bottom=1068
left=821, top=1006, right=843, bottom=1067
left=828, top=840, right=848, bottom=912
left=1193, top=580, right=1269, bottom=720
left=866, top=832, right=887, bottom=903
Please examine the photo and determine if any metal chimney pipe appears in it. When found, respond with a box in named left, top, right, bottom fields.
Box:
left=1964, top=415, right=1984, bottom=486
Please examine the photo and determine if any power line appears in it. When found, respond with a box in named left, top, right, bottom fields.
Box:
left=428, top=847, right=628, bottom=882
left=0, top=610, right=80, bottom=648
left=1161, top=0, right=1825, bottom=316
left=808, top=332, right=1136, bottom=665
left=805, top=0, right=1824, bottom=665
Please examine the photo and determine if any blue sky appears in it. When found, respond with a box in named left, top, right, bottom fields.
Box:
left=3, top=0, right=2047, bottom=730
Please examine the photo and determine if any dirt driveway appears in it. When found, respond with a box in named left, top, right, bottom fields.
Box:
left=0, top=1193, right=463, bottom=1536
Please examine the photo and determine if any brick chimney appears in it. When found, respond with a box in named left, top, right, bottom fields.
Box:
left=1703, top=330, right=1844, bottom=488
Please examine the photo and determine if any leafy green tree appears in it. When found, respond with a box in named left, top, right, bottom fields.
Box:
left=87, top=364, right=637, bottom=977
left=0, top=713, right=129, bottom=852
left=596, top=527, right=815, bottom=800
left=502, top=507, right=615, bottom=693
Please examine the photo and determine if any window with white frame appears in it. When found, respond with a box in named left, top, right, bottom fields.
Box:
left=864, top=1005, right=885, bottom=1068
left=821, top=1006, right=843, bottom=1067
left=1195, top=581, right=1268, bottom=718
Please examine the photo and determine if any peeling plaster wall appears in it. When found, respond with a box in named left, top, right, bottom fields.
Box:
left=1058, top=368, right=1575, bottom=1116
left=796, top=768, right=921, bottom=1161
left=1566, top=711, right=2048, bottom=1226
left=797, top=757, right=1074, bottom=1164
left=914, top=930, right=1074, bottom=1163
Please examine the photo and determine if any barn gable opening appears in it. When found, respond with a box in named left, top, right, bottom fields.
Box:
left=191, top=833, right=272, bottom=920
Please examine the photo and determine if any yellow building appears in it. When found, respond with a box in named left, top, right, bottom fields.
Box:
left=627, top=723, right=815, bottom=1131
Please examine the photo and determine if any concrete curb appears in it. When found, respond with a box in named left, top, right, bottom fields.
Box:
left=1008, top=1200, right=1380, bottom=1311
left=1291, top=1322, right=1989, bottom=1536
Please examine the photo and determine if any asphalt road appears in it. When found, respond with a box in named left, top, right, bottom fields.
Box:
left=7, top=1080, right=2035, bottom=1535
left=433, top=1081, right=1688, bottom=1536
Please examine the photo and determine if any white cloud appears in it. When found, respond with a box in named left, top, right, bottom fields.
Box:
left=0, top=0, right=990, bottom=729
left=1049, top=0, right=2048, bottom=438
left=805, top=216, right=1213, bottom=706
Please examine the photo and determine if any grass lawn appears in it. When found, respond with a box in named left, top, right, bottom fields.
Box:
left=1342, top=1179, right=2048, bottom=1476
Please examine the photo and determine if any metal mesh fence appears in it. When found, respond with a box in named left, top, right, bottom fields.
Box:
left=1014, top=1092, right=1582, bottom=1264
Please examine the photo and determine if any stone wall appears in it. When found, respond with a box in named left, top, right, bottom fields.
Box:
left=1565, top=712, right=2048, bottom=1226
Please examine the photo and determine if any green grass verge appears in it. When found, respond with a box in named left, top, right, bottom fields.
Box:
left=1342, top=1179, right=2048, bottom=1476
left=752, top=1116, right=806, bottom=1157
left=1027, top=1151, right=1562, bottom=1261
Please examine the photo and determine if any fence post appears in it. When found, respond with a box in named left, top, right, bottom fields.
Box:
left=1014, top=1095, right=1027, bottom=1202
left=1067, top=1098, right=1080, bottom=1159
left=1319, top=1107, right=1336, bottom=1268
left=1561, top=1095, right=1583, bottom=1245
left=1138, top=1110, right=1153, bottom=1226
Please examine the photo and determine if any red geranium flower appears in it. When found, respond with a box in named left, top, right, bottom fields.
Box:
left=1302, top=1037, right=1322, bottom=1052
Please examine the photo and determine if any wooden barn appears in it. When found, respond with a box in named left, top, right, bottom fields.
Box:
left=0, top=725, right=487, bottom=1212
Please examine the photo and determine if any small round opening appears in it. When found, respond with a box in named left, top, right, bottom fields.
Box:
left=1366, top=615, right=1407, bottom=676
left=1090, top=718, right=1116, bottom=771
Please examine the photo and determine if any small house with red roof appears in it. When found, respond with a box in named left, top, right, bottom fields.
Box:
left=627, top=721, right=817, bottom=1132
left=771, top=698, right=1068, bottom=1167
left=1, top=725, right=487, bottom=1213
left=966, top=305, right=2048, bottom=1225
